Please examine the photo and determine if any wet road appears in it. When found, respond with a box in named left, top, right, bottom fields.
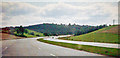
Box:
left=44, top=38, right=119, bottom=49
left=1, top=37, right=104, bottom=56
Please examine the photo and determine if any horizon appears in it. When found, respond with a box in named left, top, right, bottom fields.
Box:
left=1, top=22, right=117, bottom=28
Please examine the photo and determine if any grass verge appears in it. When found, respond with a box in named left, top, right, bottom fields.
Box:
left=58, top=25, right=119, bottom=44
left=37, top=38, right=119, bottom=57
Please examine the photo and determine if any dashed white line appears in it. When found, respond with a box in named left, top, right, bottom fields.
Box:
left=4, top=47, right=8, bottom=50
left=2, top=47, right=8, bottom=53
left=38, top=48, right=41, bottom=49
left=50, top=54, right=56, bottom=56
left=37, top=41, right=40, bottom=43
left=32, top=43, right=41, bottom=50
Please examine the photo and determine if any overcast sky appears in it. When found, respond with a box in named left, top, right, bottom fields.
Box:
left=0, top=1, right=118, bottom=27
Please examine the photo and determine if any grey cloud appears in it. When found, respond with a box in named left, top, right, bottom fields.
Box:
left=1, top=2, right=118, bottom=27
left=2, top=2, right=38, bottom=16
left=40, top=7, right=79, bottom=17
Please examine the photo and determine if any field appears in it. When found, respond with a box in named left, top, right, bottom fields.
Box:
left=0, top=33, right=24, bottom=40
left=58, top=25, right=119, bottom=44
left=37, top=38, right=119, bottom=57
left=0, top=29, right=44, bottom=40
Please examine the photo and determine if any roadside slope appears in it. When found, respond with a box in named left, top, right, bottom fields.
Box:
left=24, top=29, right=44, bottom=37
left=38, top=39, right=119, bottom=57
left=13, top=29, right=44, bottom=38
left=0, top=33, right=24, bottom=40
left=59, top=25, right=119, bottom=44
left=0, top=29, right=44, bottom=40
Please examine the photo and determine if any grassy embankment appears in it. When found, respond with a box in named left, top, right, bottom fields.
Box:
left=14, top=29, right=44, bottom=38
left=1, top=29, right=44, bottom=40
left=37, top=39, right=119, bottom=57
left=58, top=25, right=119, bottom=44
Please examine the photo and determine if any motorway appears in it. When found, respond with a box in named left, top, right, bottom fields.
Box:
left=45, top=37, right=119, bottom=49
left=1, top=37, right=107, bottom=57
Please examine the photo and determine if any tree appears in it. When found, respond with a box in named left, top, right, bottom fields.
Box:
left=24, top=29, right=28, bottom=33
left=68, top=23, right=71, bottom=26
left=109, top=24, right=112, bottom=26
left=75, top=31, right=81, bottom=36
left=30, top=32, right=34, bottom=35
left=73, top=23, right=76, bottom=26
left=52, top=33, right=58, bottom=36
left=19, top=25, right=25, bottom=35
left=43, top=33, right=49, bottom=36
left=15, top=25, right=25, bottom=36
left=103, top=24, right=107, bottom=27
left=36, top=34, right=40, bottom=37
left=16, top=28, right=19, bottom=34
left=2, top=27, right=10, bottom=33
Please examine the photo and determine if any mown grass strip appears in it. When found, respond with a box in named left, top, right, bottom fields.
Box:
left=37, top=39, right=119, bottom=57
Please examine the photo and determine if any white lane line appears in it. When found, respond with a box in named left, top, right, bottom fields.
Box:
left=37, top=41, right=40, bottom=43
left=2, top=47, right=8, bottom=52
left=50, top=54, right=56, bottom=56
left=38, top=48, right=41, bottom=49
left=4, top=47, right=8, bottom=50
left=32, top=43, right=41, bottom=50
left=1, top=47, right=8, bottom=53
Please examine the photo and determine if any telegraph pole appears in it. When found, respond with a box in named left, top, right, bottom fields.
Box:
left=113, top=19, right=115, bottom=25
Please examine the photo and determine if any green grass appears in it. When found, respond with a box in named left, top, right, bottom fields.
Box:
left=26, top=29, right=44, bottom=37
left=58, top=25, right=119, bottom=44
left=24, top=33, right=37, bottom=38
left=37, top=39, right=119, bottom=57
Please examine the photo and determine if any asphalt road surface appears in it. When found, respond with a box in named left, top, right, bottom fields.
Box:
left=1, top=37, right=106, bottom=56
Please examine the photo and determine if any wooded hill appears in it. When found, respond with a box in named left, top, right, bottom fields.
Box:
left=25, top=23, right=107, bottom=36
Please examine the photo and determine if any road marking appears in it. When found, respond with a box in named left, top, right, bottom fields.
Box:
left=38, top=48, right=41, bottom=49
left=2, top=47, right=8, bottom=53
left=32, top=43, right=41, bottom=50
left=4, top=47, right=8, bottom=50
left=37, top=41, right=39, bottom=43
left=50, top=54, right=56, bottom=56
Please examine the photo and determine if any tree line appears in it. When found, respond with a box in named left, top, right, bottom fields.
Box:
left=1, top=26, right=27, bottom=37
left=25, top=23, right=107, bottom=36
left=1, top=23, right=108, bottom=37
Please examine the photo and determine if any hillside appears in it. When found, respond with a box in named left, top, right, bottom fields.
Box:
left=25, top=23, right=107, bottom=35
left=24, top=29, right=44, bottom=37
left=0, top=33, right=24, bottom=40
left=1, top=23, right=107, bottom=38
left=59, top=25, right=119, bottom=44
left=13, top=29, right=44, bottom=38
left=1, top=27, right=44, bottom=38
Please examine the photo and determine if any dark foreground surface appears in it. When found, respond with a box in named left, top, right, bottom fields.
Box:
left=1, top=37, right=114, bottom=58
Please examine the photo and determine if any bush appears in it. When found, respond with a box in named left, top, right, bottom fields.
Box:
left=52, top=34, right=58, bottom=36
left=43, top=33, right=49, bottom=36
left=14, top=33, right=27, bottom=37
left=74, top=31, right=81, bottom=36
left=36, top=34, right=40, bottom=37
left=29, top=32, right=34, bottom=35
left=19, top=35, right=27, bottom=37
